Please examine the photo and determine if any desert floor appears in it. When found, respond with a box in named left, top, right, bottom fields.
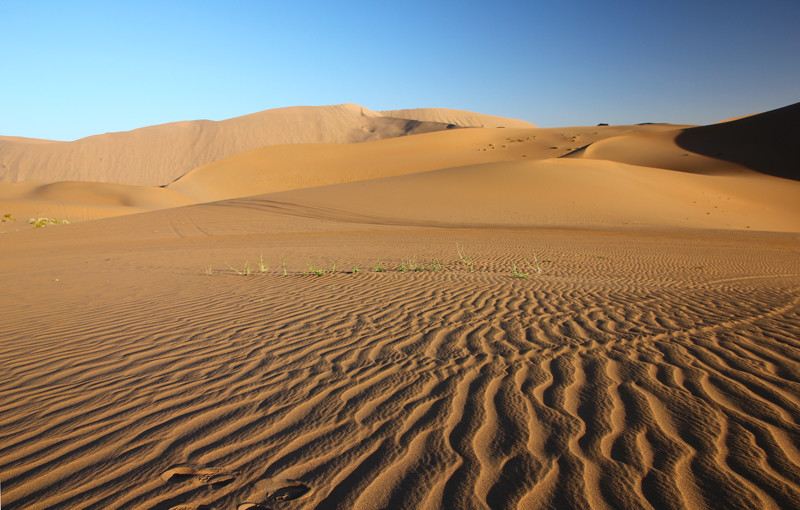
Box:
left=1, top=104, right=799, bottom=509
left=1, top=211, right=799, bottom=509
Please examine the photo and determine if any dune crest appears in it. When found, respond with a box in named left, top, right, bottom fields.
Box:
left=0, top=104, right=528, bottom=187
left=380, top=107, right=535, bottom=128
left=575, top=101, right=800, bottom=180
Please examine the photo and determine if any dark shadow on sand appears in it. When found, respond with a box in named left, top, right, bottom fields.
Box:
left=675, top=102, right=799, bottom=181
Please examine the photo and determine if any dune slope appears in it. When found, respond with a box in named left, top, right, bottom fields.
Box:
left=380, top=108, right=535, bottom=128
left=675, top=101, right=800, bottom=180
left=234, top=158, right=800, bottom=232
left=577, top=101, right=800, bottom=180
left=169, top=123, right=684, bottom=202
left=3, top=119, right=797, bottom=233
left=0, top=123, right=686, bottom=230
left=0, top=104, right=529, bottom=186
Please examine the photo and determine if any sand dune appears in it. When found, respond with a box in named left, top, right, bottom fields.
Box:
left=676, top=101, right=800, bottom=180
left=576, top=129, right=738, bottom=175
left=0, top=104, right=529, bottom=186
left=0, top=102, right=799, bottom=509
left=2, top=118, right=797, bottom=233
left=169, top=126, right=614, bottom=202
left=242, top=158, right=800, bottom=232
left=576, top=101, right=800, bottom=180
left=380, top=108, right=536, bottom=129
left=167, top=122, right=684, bottom=201
left=1, top=123, right=681, bottom=225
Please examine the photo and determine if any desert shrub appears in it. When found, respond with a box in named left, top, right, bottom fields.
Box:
left=29, top=217, right=70, bottom=228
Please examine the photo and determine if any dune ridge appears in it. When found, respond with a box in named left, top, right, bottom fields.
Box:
left=2, top=116, right=798, bottom=233
left=0, top=104, right=529, bottom=187
left=380, top=108, right=536, bottom=129
left=576, top=101, right=800, bottom=180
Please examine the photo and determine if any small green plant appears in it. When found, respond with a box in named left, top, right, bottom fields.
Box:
left=511, top=263, right=529, bottom=279
left=427, top=259, right=443, bottom=272
left=407, top=259, right=425, bottom=272
left=1, top=213, right=15, bottom=223
left=258, top=254, right=269, bottom=273
left=351, top=266, right=360, bottom=274
left=29, top=217, right=70, bottom=228
left=308, top=264, right=326, bottom=276
left=373, top=261, right=386, bottom=273
left=456, top=243, right=475, bottom=272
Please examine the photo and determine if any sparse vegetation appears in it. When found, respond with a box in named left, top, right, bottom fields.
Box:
left=456, top=243, right=475, bottom=272
left=511, top=263, right=529, bottom=279
left=258, top=254, right=269, bottom=273
left=397, top=259, right=425, bottom=272
left=227, top=261, right=252, bottom=276
left=1, top=213, right=15, bottom=223
left=307, top=264, right=327, bottom=276
left=531, top=253, right=543, bottom=275
left=29, top=217, right=70, bottom=228
left=510, top=253, right=544, bottom=279
left=205, top=247, right=542, bottom=279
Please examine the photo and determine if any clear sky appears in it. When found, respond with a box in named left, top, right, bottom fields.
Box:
left=2, top=0, right=798, bottom=140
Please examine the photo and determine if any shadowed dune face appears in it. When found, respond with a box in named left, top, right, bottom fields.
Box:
left=579, top=102, right=800, bottom=181
left=577, top=130, right=740, bottom=176
left=380, top=108, right=536, bottom=128
left=675, top=102, right=800, bottom=181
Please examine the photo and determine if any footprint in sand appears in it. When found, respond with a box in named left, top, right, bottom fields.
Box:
left=237, top=478, right=311, bottom=509
left=161, top=465, right=236, bottom=488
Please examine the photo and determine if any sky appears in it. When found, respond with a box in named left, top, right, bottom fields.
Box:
left=1, top=0, right=798, bottom=140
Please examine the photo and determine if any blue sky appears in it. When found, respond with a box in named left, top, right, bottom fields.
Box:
left=1, top=0, right=798, bottom=140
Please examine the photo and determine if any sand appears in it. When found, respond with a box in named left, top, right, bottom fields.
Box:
left=0, top=103, right=799, bottom=510
left=379, top=108, right=536, bottom=129
left=0, top=104, right=479, bottom=187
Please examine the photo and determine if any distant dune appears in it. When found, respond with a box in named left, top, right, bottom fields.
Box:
left=0, top=104, right=529, bottom=186
left=380, top=108, right=535, bottom=129
left=2, top=102, right=799, bottom=233
left=575, top=101, right=800, bottom=180
left=246, top=158, right=800, bottom=232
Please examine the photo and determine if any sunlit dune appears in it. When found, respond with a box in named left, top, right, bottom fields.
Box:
left=1, top=103, right=798, bottom=509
